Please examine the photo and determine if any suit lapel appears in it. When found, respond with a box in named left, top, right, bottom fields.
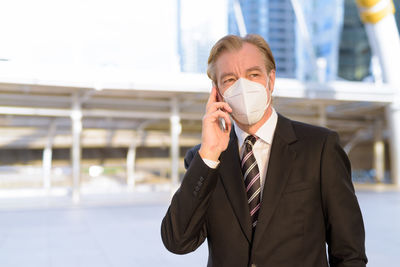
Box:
left=219, top=129, right=252, bottom=243
left=253, top=114, right=297, bottom=248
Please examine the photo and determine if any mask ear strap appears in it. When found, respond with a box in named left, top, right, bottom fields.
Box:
left=265, top=78, right=272, bottom=107
left=266, top=88, right=271, bottom=107
left=216, top=88, right=224, bottom=101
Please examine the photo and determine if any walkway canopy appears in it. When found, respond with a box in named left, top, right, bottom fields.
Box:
left=0, top=70, right=398, bottom=199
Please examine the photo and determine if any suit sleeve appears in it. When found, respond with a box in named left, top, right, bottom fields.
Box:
left=321, top=132, right=368, bottom=267
left=161, top=148, right=219, bottom=254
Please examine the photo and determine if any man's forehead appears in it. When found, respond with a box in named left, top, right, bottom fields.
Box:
left=215, top=43, right=266, bottom=75
left=218, top=43, right=262, bottom=60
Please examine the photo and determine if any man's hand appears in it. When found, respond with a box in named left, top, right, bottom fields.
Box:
left=198, top=87, right=232, bottom=162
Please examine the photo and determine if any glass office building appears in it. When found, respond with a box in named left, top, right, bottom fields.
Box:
left=308, top=0, right=344, bottom=81
left=396, top=0, right=400, bottom=32
left=178, top=0, right=399, bottom=81
left=228, top=0, right=344, bottom=81
left=338, top=0, right=372, bottom=81
left=228, top=0, right=296, bottom=78
left=337, top=0, right=400, bottom=82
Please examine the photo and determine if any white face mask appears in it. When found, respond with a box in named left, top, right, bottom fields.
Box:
left=222, top=78, right=271, bottom=125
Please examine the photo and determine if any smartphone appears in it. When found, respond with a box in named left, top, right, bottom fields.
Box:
left=219, top=117, right=227, bottom=132
left=216, top=87, right=227, bottom=132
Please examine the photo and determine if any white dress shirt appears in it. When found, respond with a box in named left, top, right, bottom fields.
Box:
left=202, top=108, right=278, bottom=199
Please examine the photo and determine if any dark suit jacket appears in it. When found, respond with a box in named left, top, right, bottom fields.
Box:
left=161, top=114, right=367, bottom=267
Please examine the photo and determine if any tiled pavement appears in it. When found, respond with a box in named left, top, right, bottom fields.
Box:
left=0, top=189, right=398, bottom=267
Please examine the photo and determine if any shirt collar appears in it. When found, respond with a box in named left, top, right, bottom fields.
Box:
left=234, top=108, right=278, bottom=148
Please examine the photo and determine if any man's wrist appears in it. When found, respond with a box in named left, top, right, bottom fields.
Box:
left=199, top=146, right=221, bottom=162
left=202, top=158, right=220, bottom=169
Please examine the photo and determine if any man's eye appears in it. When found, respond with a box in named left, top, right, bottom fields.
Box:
left=249, top=73, right=259, bottom=77
left=224, top=78, right=235, bottom=84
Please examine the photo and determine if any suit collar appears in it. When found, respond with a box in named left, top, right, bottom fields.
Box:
left=274, top=113, right=297, bottom=144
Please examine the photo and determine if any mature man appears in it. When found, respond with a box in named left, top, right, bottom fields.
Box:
left=161, top=34, right=367, bottom=267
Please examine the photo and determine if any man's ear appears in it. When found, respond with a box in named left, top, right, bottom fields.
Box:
left=268, top=70, right=276, bottom=93
left=213, top=81, right=223, bottom=102
left=216, top=88, right=224, bottom=102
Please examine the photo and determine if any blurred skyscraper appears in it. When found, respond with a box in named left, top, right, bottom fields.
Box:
left=228, top=0, right=296, bottom=78
left=177, top=0, right=400, bottom=81
left=338, top=0, right=372, bottom=81
left=396, top=0, right=400, bottom=31
left=338, top=0, right=400, bottom=81
left=228, top=0, right=344, bottom=81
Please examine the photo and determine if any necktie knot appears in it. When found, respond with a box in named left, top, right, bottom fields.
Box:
left=244, top=135, right=257, bottom=148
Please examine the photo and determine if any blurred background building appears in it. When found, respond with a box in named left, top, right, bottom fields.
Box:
left=339, top=0, right=372, bottom=81
left=0, top=0, right=400, bottom=200
left=227, top=0, right=344, bottom=81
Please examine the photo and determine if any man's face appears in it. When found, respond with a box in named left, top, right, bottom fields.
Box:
left=215, top=42, right=274, bottom=98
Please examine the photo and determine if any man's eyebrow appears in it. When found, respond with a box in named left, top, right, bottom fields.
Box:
left=219, top=72, right=235, bottom=80
left=246, top=66, right=263, bottom=72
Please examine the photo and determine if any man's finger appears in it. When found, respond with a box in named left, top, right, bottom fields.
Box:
left=206, top=87, right=218, bottom=109
left=206, top=110, right=232, bottom=127
left=206, top=101, right=232, bottom=114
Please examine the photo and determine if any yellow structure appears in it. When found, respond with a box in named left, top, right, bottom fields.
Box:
left=356, top=0, right=400, bottom=186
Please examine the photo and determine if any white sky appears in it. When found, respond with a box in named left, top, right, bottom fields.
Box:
left=180, top=0, right=227, bottom=35
left=0, top=0, right=227, bottom=78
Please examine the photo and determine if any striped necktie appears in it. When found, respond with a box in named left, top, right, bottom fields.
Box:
left=241, top=135, right=261, bottom=230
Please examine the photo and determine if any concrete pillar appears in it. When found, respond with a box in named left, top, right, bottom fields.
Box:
left=318, top=103, right=327, bottom=127
left=127, top=141, right=137, bottom=191
left=170, top=97, right=181, bottom=192
left=71, top=93, right=82, bottom=202
left=42, top=121, right=56, bottom=191
left=42, top=146, right=52, bottom=189
left=356, top=0, right=400, bottom=186
left=373, top=119, right=385, bottom=183
left=386, top=103, right=400, bottom=185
